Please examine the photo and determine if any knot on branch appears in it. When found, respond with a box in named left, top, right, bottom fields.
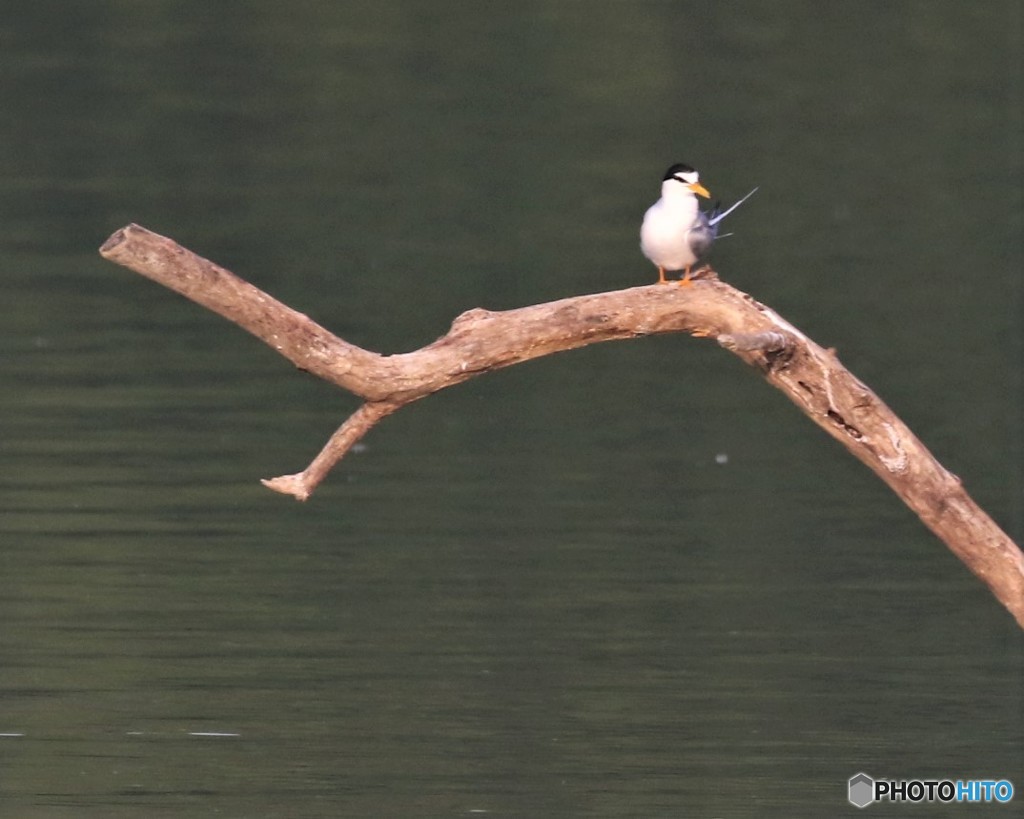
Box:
left=717, top=330, right=790, bottom=354
left=451, top=308, right=494, bottom=330
left=718, top=330, right=794, bottom=371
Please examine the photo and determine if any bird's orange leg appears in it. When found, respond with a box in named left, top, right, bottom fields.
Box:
left=657, top=266, right=667, bottom=284
left=679, top=265, right=693, bottom=287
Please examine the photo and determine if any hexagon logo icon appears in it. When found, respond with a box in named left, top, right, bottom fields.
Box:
left=849, top=772, right=875, bottom=808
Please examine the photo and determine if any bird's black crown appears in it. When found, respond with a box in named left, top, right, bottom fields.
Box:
left=663, top=163, right=695, bottom=181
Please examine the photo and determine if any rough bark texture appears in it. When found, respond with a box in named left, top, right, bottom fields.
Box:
left=100, top=223, right=1024, bottom=627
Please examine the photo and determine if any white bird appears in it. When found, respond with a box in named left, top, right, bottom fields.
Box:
left=640, top=163, right=757, bottom=285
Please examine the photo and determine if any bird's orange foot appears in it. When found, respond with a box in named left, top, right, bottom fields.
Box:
left=656, top=266, right=668, bottom=285
left=678, top=266, right=693, bottom=287
left=678, top=265, right=713, bottom=286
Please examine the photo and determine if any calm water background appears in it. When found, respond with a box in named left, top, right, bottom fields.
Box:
left=1, top=2, right=1021, bottom=817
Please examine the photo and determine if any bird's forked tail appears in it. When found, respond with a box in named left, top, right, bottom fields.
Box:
left=706, top=186, right=759, bottom=239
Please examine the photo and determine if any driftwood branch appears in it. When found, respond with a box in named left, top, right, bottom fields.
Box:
left=99, top=223, right=1024, bottom=627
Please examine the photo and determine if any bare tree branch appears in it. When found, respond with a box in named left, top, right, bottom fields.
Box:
left=99, top=223, right=1024, bottom=627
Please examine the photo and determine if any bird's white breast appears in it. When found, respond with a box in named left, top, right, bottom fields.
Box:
left=640, top=196, right=701, bottom=271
